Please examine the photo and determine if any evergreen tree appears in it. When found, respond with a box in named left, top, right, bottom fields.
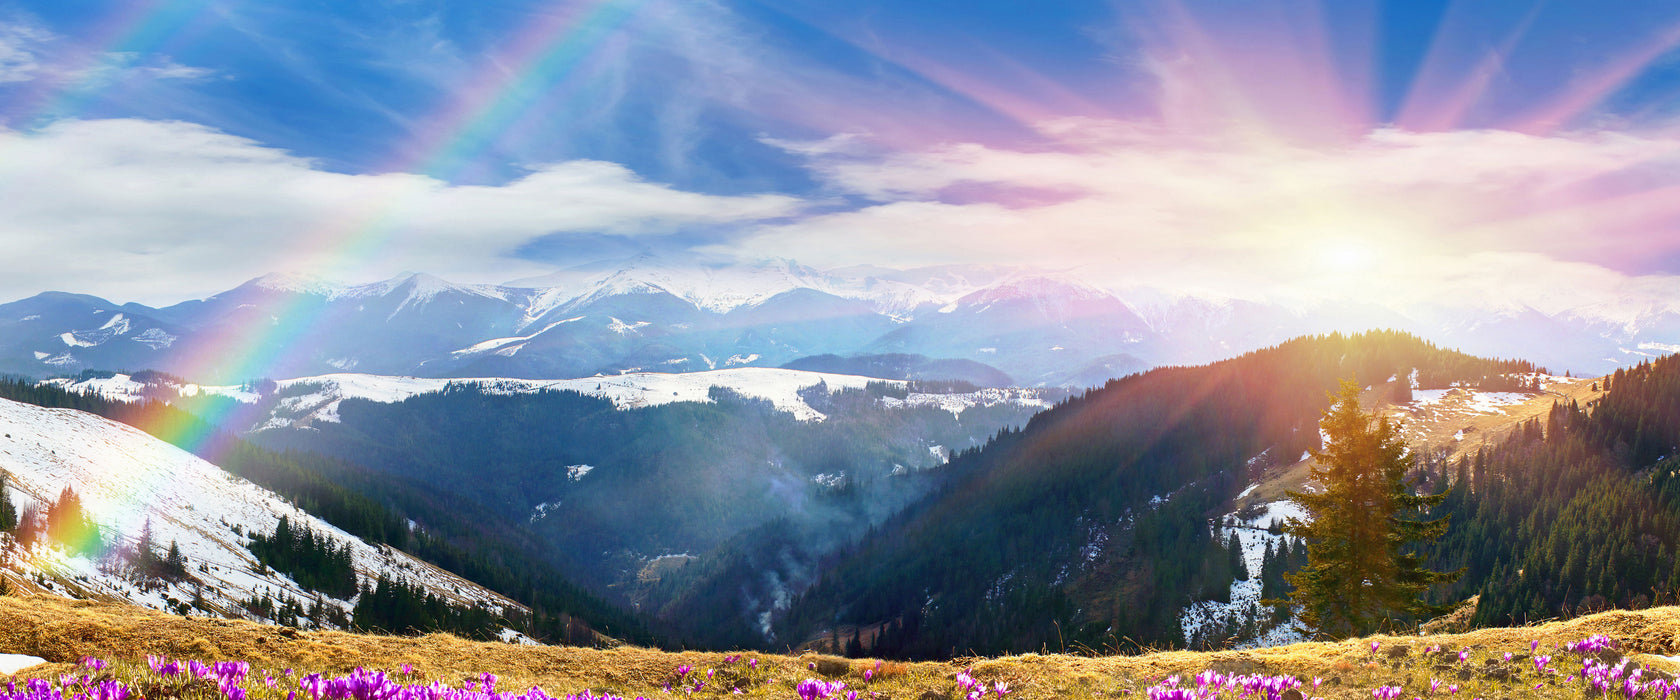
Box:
left=45, top=486, right=102, bottom=555
left=0, top=473, right=16, bottom=533
left=165, top=540, right=188, bottom=579
left=1283, top=380, right=1459, bottom=638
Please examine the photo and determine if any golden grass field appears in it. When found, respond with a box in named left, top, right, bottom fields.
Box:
left=5, top=592, right=1680, bottom=699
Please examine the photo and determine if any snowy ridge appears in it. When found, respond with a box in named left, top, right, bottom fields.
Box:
left=0, top=397, right=519, bottom=623
left=879, top=388, right=1052, bottom=416
left=50, top=368, right=1053, bottom=428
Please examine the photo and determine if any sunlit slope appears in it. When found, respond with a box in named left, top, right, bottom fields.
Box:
left=1236, top=371, right=1606, bottom=508
left=777, top=331, right=1536, bottom=658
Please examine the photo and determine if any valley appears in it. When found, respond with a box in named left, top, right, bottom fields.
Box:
left=4, top=327, right=1680, bottom=668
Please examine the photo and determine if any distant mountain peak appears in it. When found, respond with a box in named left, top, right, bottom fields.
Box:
left=243, top=271, right=342, bottom=296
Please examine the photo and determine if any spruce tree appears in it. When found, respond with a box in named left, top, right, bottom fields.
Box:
left=0, top=473, right=16, bottom=533
left=1282, top=380, right=1460, bottom=638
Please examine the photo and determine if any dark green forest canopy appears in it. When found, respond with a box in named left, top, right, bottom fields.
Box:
left=1423, top=355, right=1680, bottom=626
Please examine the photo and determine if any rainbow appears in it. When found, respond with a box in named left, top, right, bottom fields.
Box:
left=7, top=0, right=653, bottom=567
left=4, top=0, right=649, bottom=470
left=129, top=0, right=647, bottom=457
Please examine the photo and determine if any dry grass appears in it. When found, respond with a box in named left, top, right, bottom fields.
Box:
left=7, top=592, right=1680, bottom=698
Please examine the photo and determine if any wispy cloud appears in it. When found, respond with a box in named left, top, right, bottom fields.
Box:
left=0, top=17, right=53, bottom=83
left=0, top=118, right=803, bottom=304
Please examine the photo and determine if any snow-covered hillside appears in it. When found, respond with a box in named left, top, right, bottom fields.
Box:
left=1179, top=500, right=1309, bottom=650
left=0, top=397, right=519, bottom=624
left=47, top=368, right=1057, bottom=428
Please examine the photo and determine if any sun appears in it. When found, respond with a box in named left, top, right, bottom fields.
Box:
left=1318, top=239, right=1378, bottom=271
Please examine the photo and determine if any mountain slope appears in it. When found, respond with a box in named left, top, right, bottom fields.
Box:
left=0, top=396, right=517, bottom=628
left=776, top=331, right=1539, bottom=657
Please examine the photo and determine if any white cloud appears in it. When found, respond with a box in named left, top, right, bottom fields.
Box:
left=0, top=119, right=804, bottom=304
left=725, top=120, right=1680, bottom=313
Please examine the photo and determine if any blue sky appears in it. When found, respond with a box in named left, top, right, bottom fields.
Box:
left=3, top=0, right=1680, bottom=315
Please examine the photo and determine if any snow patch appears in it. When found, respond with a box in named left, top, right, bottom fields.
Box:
left=606, top=317, right=650, bottom=335
left=530, top=502, right=561, bottom=523
left=1410, top=388, right=1531, bottom=414
left=98, top=313, right=130, bottom=334
left=450, top=317, right=584, bottom=357
left=498, top=628, right=540, bottom=646
left=0, top=654, right=46, bottom=675
left=565, top=465, right=594, bottom=481
left=878, top=388, right=1050, bottom=417
left=59, top=332, right=96, bottom=348
left=132, top=328, right=176, bottom=349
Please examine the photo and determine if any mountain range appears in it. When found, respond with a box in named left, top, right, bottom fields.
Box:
left=3, top=258, right=1673, bottom=387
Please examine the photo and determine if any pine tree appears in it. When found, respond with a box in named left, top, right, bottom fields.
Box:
left=0, top=473, right=16, bottom=533
left=46, top=485, right=101, bottom=554
left=1282, top=380, right=1460, bottom=638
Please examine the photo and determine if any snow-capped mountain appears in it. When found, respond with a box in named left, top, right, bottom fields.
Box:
left=0, top=396, right=519, bottom=624
left=4, top=260, right=1677, bottom=386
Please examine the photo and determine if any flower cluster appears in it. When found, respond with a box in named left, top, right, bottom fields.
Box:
left=1567, top=635, right=1618, bottom=655
left=4, top=658, right=647, bottom=700
left=1144, top=672, right=1304, bottom=700
left=954, top=669, right=1008, bottom=699
left=1576, top=658, right=1676, bottom=699
left=794, top=678, right=847, bottom=700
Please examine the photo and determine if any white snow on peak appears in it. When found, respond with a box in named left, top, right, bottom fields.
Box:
left=97, top=313, right=130, bottom=334
left=0, top=397, right=518, bottom=624
left=961, top=274, right=1119, bottom=307
left=525, top=259, right=842, bottom=315
left=246, top=272, right=342, bottom=296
